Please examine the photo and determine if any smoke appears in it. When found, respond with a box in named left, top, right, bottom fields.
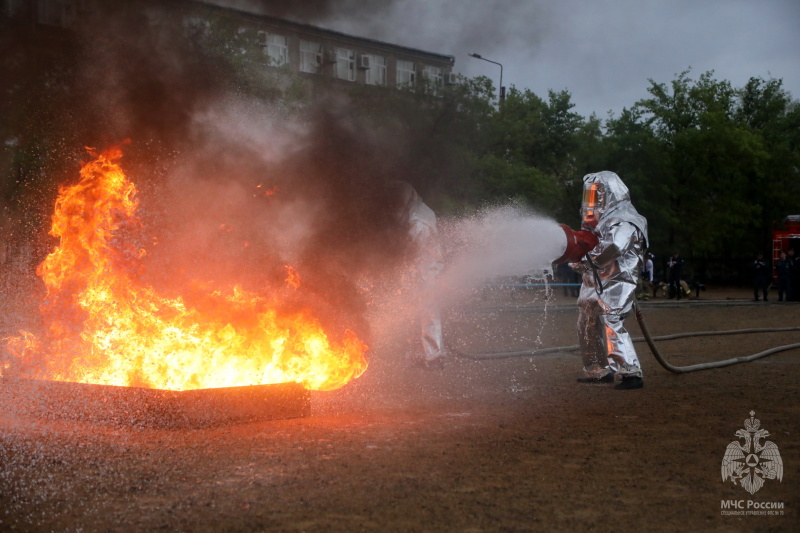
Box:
left=207, top=0, right=550, bottom=60
left=202, top=0, right=359, bottom=20
left=137, top=94, right=418, bottom=339
left=71, top=2, right=235, bottom=153
left=2, top=1, right=567, bottom=372
left=2, top=2, right=424, bottom=345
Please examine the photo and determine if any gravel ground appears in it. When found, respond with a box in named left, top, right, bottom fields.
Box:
left=1, top=285, right=799, bottom=532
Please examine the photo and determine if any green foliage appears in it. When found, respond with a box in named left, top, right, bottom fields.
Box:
left=472, top=86, right=586, bottom=218
left=2, top=5, right=798, bottom=279
left=476, top=153, right=557, bottom=210
left=628, top=70, right=797, bottom=260
left=451, top=67, right=798, bottom=274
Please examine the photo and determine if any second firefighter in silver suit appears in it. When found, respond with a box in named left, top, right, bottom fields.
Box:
left=397, top=182, right=446, bottom=367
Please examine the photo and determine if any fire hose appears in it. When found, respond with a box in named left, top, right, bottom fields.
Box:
left=633, top=302, right=800, bottom=373
left=450, top=262, right=800, bottom=371
left=598, top=252, right=799, bottom=372
left=450, top=307, right=800, bottom=372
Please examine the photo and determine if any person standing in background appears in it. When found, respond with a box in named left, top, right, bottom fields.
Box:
left=396, top=182, right=446, bottom=369
left=641, top=253, right=654, bottom=300
left=752, top=252, right=769, bottom=302
left=776, top=250, right=791, bottom=302
left=667, top=251, right=684, bottom=300
left=787, top=248, right=798, bottom=301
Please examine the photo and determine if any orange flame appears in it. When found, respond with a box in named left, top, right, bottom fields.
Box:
left=284, top=265, right=301, bottom=290
left=255, top=184, right=278, bottom=197
left=4, top=148, right=368, bottom=391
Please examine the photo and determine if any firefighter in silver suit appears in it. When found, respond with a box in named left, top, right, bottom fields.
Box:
left=557, top=171, right=648, bottom=390
left=398, top=182, right=446, bottom=369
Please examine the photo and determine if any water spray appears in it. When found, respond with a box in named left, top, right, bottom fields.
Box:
left=448, top=218, right=800, bottom=373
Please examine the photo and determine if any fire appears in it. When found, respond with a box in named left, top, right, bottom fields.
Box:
left=284, top=265, right=301, bottom=290
left=3, top=147, right=368, bottom=391
left=255, top=183, right=278, bottom=197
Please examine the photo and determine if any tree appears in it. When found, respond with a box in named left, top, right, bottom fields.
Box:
left=602, top=106, right=670, bottom=248
left=474, top=87, right=585, bottom=216
left=735, top=77, right=800, bottom=242
left=634, top=70, right=768, bottom=260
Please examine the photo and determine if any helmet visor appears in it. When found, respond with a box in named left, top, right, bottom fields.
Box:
left=581, top=183, right=603, bottom=228
left=582, top=184, right=600, bottom=209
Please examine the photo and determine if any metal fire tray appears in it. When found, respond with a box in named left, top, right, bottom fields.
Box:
left=0, top=377, right=310, bottom=429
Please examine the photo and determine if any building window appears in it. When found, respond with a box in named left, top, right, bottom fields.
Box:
left=299, top=40, right=322, bottom=74
left=259, top=31, right=289, bottom=67
left=364, top=54, right=387, bottom=86
left=396, top=60, right=416, bottom=88
left=422, top=65, right=444, bottom=88
left=335, top=47, right=356, bottom=81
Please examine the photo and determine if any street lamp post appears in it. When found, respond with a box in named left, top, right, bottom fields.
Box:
left=468, top=52, right=504, bottom=102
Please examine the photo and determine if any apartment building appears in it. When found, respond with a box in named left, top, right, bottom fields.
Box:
left=3, top=0, right=457, bottom=93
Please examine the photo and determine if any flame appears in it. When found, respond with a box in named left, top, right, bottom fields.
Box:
left=3, top=147, right=368, bottom=391
left=255, top=183, right=278, bottom=197
left=284, top=265, right=301, bottom=290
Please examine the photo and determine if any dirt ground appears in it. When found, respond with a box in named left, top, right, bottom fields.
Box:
left=1, top=285, right=799, bottom=532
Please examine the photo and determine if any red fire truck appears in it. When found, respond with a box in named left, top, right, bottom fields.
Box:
left=772, top=215, right=800, bottom=282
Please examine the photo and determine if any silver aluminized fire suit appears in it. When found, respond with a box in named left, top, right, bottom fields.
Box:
left=403, top=185, right=445, bottom=362
left=572, top=171, right=648, bottom=378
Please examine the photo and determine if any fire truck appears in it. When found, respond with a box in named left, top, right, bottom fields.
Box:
left=772, top=215, right=800, bottom=282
